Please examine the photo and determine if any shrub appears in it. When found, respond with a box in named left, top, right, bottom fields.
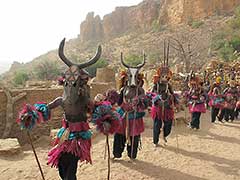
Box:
left=234, top=5, right=240, bottom=17
left=191, top=20, right=204, bottom=29
left=211, top=6, right=240, bottom=61
left=218, top=43, right=234, bottom=61
left=152, top=20, right=160, bottom=32
left=85, top=58, right=109, bottom=77
left=230, top=36, right=240, bottom=52
left=123, top=54, right=144, bottom=67
left=13, top=71, right=29, bottom=85
left=34, top=60, right=61, bottom=80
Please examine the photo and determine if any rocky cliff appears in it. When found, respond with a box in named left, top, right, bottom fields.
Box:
left=79, top=0, right=240, bottom=42
left=160, top=0, right=240, bottom=24
left=79, top=0, right=161, bottom=41
left=80, top=12, right=104, bottom=42
left=2, top=0, right=240, bottom=84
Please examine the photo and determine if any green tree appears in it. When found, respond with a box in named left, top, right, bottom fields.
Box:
left=85, top=58, right=109, bottom=77
left=34, top=60, right=61, bottom=80
left=123, top=54, right=144, bottom=67
left=13, top=71, right=29, bottom=85
left=230, top=36, right=240, bottom=52
left=234, top=5, right=240, bottom=19
left=191, top=20, right=204, bottom=29
left=152, top=20, right=160, bottom=32
left=211, top=6, right=240, bottom=61
left=218, top=42, right=234, bottom=61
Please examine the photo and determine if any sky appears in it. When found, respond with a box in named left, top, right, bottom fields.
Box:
left=0, top=0, right=142, bottom=74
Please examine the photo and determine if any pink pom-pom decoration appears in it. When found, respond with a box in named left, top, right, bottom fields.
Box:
left=16, top=104, right=41, bottom=130
left=92, top=101, right=120, bottom=135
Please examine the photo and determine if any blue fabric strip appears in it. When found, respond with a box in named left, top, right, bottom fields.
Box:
left=117, top=107, right=145, bottom=120
left=57, top=127, right=66, bottom=138
left=34, top=103, right=50, bottom=121
left=68, top=130, right=92, bottom=140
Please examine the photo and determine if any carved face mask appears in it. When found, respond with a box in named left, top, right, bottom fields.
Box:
left=160, top=74, right=168, bottom=83
left=157, top=66, right=172, bottom=83
left=64, top=65, right=80, bottom=85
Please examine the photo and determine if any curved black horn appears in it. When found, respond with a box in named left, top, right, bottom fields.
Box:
left=58, top=38, right=73, bottom=67
left=58, top=38, right=102, bottom=68
left=121, top=52, right=130, bottom=68
left=166, top=39, right=170, bottom=66
left=137, top=51, right=146, bottom=69
left=163, top=39, right=166, bottom=66
left=78, top=45, right=102, bottom=69
left=190, top=70, right=194, bottom=78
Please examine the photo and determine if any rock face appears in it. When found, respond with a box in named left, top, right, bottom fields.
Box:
left=102, top=0, right=160, bottom=39
left=80, top=0, right=161, bottom=41
left=79, top=0, right=240, bottom=42
left=8, top=61, right=23, bottom=73
left=0, top=138, right=22, bottom=155
left=159, top=0, right=240, bottom=24
left=80, top=12, right=104, bottom=42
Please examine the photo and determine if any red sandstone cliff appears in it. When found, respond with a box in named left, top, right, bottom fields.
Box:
left=79, top=0, right=240, bottom=42
left=80, top=12, right=104, bottom=42
left=79, top=0, right=161, bottom=41
left=159, top=0, right=240, bottom=25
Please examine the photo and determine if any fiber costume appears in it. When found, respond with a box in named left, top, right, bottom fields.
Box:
left=150, top=40, right=178, bottom=146
left=17, top=38, right=102, bottom=180
left=187, top=72, right=206, bottom=129
left=113, top=52, right=148, bottom=159
left=208, top=84, right=224, bottom=123
left=218, top=81, right=238, bottom=122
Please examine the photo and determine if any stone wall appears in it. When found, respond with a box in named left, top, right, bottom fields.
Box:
left=0, top=88, right=63, bottom=144
left=0, top=82, right=115, bottom=144
left=90, top=67, right=117, bottom=97
left=94, top=67, right=116, bottom=83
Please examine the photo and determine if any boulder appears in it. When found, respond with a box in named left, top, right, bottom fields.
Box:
left=94, top=67, right=116, bottom=83
left=0, top=138, right=22, bottom=156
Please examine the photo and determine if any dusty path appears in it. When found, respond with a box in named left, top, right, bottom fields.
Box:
left=1, top=111, right=240, bottom=180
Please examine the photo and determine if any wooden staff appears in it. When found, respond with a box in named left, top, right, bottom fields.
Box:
left=27, top=131, right=45, bottom=180
left=123, top=96, right=131, bottom=145
left=130, top=109, right=136, bottom=159
left=131, top=87, right=139, bottom=159
left=106, top=135, right=111, bottom=180
left=104, top=137, right=107, bottom=160
left=125, top=112, right=130, bottom=145
left=161, top=100, right=165, bottom=143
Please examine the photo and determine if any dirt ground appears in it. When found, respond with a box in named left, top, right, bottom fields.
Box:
left=0, top=111, right=240, bottom=180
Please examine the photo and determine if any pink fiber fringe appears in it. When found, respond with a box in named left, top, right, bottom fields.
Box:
left=47, top=138, right=92, bottom=168
left=116, top=117, right=144, bottom=136
left=151, top=106, right=174, bottom=120
left=189, top=103, right=206, bottom=113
